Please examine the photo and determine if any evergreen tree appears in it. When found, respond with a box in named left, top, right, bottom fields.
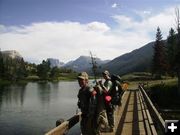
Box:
left=167, top=28, right=176, bottom=76
left=0, top=50, right=5, bottom=79
left=37, top=60, right=50, bottom=80
left=16, top=58, right=27, bottom=79
left=50, top=67, right=60, bottom=79
left=152, top=27, right=166, bottom=79
left=174, top=8, right=180, bottom=95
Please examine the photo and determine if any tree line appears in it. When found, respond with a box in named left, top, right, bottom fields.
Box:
left=0, top=53, right=75, bottom=81
left=152, top=8, right=180, bottom=95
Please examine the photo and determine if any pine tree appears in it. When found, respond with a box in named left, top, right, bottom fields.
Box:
left=37, top=60, right=50, bottom=80
left=0, top=49, right=5, bottom=79
left=167, top=28, right=176, bottom=76
left=50, top=67, right=60, bottom=79
left=174, top=7, right=180, bottom=95
left=16, top=58, right=27, bottom=79
left=152, top=27, right=166, bottom=79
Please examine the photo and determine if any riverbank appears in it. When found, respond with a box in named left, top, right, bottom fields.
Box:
left=0, top=79, right=29, bottom=87
left=140, top=79, right=180, bottom=120
left=0, top=74, right=97, bottom=87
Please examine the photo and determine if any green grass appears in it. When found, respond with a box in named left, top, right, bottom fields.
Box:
left=122, top=72, right=152, bottom=81
left=0, top=79, right=11, bottom=86
left=26, top=75, right=40, bottom=81
left=146, top=82, right=180, bottom=108
left=0, top=79, right=28, bottom=87
left=57, top=73, right=78, bottom=81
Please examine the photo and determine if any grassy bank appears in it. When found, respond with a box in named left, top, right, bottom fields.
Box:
left=144, top=80, right=180, bottom=120
left=0, top=73, right=79, bottom=86
left=0, top=79, right=28, bottom=87
left=0, top=79, right=11, bottom=86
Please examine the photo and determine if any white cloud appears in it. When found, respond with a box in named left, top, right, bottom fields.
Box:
left=87, top=22, right=110, bottom=33
left=112, top=3, right=118, bottom=8
left=0, top=6, right=179, bottom=64
left=0, top=22, right=122, bottom=63
left=112, top=6, right=179, bottom=38
left=134, top=10, right=152, bottom=19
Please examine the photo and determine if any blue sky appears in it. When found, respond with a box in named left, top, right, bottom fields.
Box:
left=0, top=0, right=180, bottom=63
left=0, top=0, right=178, bottom=26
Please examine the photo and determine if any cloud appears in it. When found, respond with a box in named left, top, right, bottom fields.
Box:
left=134, top=10, right=152, bottom=18
left=0, top=22, right=122, bottom=63
left=87, top=22, right=110, bottom=32
left=112, top=3, right=118, bottom=8
left=112, top=6, right=179, bottom=37
left=0, top=6, right=179, bottom=64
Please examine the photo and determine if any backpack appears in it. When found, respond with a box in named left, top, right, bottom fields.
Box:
left=110, top=75, right=123, bottom=105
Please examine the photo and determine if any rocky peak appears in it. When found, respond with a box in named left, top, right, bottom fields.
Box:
left=2, top=50, right=22, bottom=59
left=47, top=58, right=64, bottom=68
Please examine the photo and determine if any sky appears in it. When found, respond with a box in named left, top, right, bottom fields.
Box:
left=0, top=0, right=180, bottom=63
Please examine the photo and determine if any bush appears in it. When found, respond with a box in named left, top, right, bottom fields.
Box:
left=26, top=75, right=40, bottom=81
left=148, top=84, right=180, bottom=109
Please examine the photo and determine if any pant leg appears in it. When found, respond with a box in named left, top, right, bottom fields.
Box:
left=107, top=109, right=114, bottom=128
left=105, top=104, right=114, bottom=128
left=81, top=115, right=99, bottom=135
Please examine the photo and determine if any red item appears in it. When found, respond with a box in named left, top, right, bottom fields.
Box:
left=105, top=96, right=112, bottom=102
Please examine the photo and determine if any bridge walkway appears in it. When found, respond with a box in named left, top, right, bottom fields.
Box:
left=102, top=89, right=157, bottom=135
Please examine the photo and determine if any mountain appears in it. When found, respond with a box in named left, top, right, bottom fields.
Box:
left=2, top=50, right=23, bottom=60
left=47, top=58, right=64, bottom=68
left=102, top=41, right=155, bottom=75
left=63, top=56, right=110, bottom=72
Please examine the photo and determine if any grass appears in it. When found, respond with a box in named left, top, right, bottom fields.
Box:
left=122, top=72, right=152, bottom=81
left=0, top=79, right=28, bottom=87
left=148, top=84, right=179, bottom=108
left=141, top=79, right=180, bottom=120
left=0, top=79, right=11, bottom=86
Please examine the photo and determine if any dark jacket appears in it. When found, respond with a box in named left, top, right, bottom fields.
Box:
left=77, top=86, right=91, bottom=116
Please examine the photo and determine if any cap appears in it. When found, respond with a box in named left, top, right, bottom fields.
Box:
left=77, top=72, right=89, bottom=80
left=102, top=70, right=110, bottom=76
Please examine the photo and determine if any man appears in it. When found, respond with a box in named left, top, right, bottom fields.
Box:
left=99, top=70, right=114, bottom=131
left=77, top=72, right=98, bottom=135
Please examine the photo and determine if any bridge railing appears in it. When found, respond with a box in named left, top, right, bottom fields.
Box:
left=139, top=84, right=165, bottom=134
left=45, top=112, right=82, bottom=135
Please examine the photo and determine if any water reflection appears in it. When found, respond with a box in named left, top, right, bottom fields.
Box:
left=0, top=83, right=27, bottom=108
left=0, top=81, right=80, bottom=135
left=37, top=82, right=51, bottom=107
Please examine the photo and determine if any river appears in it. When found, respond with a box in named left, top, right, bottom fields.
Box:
left=0, top=81, right=82, bottom=135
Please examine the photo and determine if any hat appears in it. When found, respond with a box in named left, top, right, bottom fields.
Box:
left=77, top=72, right=89, bottom=80
left=102, top=70, right=110, bottom=76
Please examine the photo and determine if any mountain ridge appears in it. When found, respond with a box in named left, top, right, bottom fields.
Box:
left=101, top=41, right=155, bottom=75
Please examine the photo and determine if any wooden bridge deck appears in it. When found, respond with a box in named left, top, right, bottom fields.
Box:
left=102, top=89, right=157, bottom=135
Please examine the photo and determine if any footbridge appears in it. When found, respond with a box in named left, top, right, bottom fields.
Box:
left=45, top=84, right=165, bottom=135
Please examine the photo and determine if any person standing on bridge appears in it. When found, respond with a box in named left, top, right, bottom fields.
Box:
left=99, top=70, right=114, bottom=132
left=77, top=72, right=99, bottom=135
